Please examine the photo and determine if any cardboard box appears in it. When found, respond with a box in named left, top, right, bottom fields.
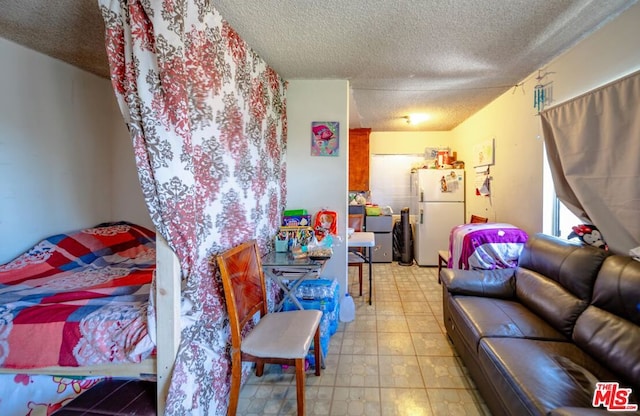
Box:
left=283, top=209, right=308, bottom=216
left=282, top=215, right=312, bottom=226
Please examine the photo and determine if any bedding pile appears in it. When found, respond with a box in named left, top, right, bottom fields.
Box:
left=0, top=221, right=157, bottom=369
left=447, top=222, right=529, bottom=270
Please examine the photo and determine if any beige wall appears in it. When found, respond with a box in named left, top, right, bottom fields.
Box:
left=370, top=131, right=453, bottom=155
left=0, top=38, right=152, bottom=263
left=286, top=80, right=349, bottom=295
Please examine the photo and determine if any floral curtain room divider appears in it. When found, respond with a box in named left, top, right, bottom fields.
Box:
left=99, top=1, right=287, bottom=414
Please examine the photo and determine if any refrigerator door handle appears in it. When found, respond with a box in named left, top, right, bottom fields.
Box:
left=420, top=190, right=424, bottom=202
left=420, top=208, right=423, bottom=224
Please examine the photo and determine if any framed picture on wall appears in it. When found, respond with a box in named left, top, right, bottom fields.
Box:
left=473, top=138, right=495, bottom=167
left=311, top=121, right=339, bottom=156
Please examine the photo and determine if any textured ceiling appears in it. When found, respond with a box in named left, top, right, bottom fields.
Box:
left=1, top=0, right=636, bottom=131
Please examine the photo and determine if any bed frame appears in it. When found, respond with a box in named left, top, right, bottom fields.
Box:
left=0, top=235, right=181, bottom=416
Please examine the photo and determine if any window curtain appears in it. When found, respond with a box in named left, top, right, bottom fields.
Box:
left=540, top=69, right=640, bottom=255
left=99, top=1, right=287, bottom=414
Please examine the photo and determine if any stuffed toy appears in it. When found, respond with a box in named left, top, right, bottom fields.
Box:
left=568, top=224, right=609, bottom=251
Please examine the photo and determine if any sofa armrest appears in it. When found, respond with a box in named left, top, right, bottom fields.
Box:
left=440, top=268, right=516, bottom=298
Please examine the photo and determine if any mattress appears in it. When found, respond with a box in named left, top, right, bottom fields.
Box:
left=0, top=221, right=156, bottom=369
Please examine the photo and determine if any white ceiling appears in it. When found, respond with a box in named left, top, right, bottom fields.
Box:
left=1, top=0, right=636, bottom=131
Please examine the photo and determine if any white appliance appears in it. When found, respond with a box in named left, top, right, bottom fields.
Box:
left=410, top=169, right=465, bottom=266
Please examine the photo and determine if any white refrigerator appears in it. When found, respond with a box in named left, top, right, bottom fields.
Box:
left=410, top=169, right=465, bottom=266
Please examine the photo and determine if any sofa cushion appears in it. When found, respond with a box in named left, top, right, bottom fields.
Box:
left=515, top=234, right=609, bottom=338
left=516, top=268, right=592, bottom=338
left=573, top=255, right=640, bottom=393
left=448, top=296, right=567, bottom=352
left=518, top=233, right=609, bottom=301
left=478, top=338, right=628, bottom=416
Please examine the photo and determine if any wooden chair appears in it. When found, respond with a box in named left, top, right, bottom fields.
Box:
left=348, top=213, right=366, bottom=296
left=217, top=240, right=322, bottom=416
left=437, top=215, right=489, bottom=282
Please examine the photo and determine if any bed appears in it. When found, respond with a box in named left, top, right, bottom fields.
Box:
left=447, top=222, right=529, bottom=270
left=0, top=221, right=179, bottom=415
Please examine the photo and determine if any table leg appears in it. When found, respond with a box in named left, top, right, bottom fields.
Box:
left=368, top=246, right=373, bottom=305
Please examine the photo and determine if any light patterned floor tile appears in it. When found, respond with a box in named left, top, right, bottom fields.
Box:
left=405, top=314, right=442, bottom=333
left=380, top=388, right=434, bottom=416
left=335, top=354, right=380, bottom=387
left=245, top=364, right=294, bottom=385
left=397, top=290, right=427, bottom=302
left=237, top=263, right=490, bottom=415
left=377, top=332, right=416, bottom=356
left=341, top=330, right=378, bottom=355
left=418, top=356, right=472, bottom=388
left=427, top=388, right=491, bottom=415
left=330, top=387, right=381, bottom=416
left=378, top=355, right=425, bottom=388
left=402, top=301, right=432, bottom=315
left=376, top=315, right=409, bottom=333
left=374, top=301, right=405, bottom=316
left=411, top=332, right=457, bottom=356
left=306, top=353, right=339, bottom=387
left=343, top=313, right=377, bottom=332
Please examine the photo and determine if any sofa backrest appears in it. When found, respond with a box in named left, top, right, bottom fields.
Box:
left=515, top=233, right=609, bottom=338
left=573, top=255, right=640, bottom=392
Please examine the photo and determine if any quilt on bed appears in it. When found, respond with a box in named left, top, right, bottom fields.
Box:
left=0, top=221, right=156, bottom=369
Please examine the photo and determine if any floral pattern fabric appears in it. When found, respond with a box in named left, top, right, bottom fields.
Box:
left=99, top=1, right=287, bottom=414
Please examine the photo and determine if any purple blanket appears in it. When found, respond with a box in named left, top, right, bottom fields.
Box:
left=448, top=223, right=529, bottom=270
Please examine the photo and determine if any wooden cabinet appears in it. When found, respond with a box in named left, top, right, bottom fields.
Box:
left=349, top=128, right=371, bottom=191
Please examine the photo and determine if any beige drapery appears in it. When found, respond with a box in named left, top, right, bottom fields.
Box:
left=540, top=69, right=640, bottom=255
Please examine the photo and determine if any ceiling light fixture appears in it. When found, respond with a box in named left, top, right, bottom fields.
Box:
left=404, top=113, right=430, bottom=125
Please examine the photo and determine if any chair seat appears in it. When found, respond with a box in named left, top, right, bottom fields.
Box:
left=348, top=252, right=365, bottom=263
left=242, top=310, right=322, bottom=359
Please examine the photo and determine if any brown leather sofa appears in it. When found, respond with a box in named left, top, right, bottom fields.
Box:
left=440, top=233, right=640, bottom=416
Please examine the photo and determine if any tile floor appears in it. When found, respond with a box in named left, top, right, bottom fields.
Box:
left=237, top=262, right=492, bottom=415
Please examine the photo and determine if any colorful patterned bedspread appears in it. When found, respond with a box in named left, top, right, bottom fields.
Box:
left=447, top=223, right=529, bottom=270
left=0, top=221, right=156, bottom=369
left=0, top=373, right=104, bottom=415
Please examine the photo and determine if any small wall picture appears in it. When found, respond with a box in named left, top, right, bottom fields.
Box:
left=311, top=121, right=339, bottom=156
left=473, top=138, right=495, bottom=167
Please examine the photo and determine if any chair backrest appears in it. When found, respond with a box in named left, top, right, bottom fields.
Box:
left=469, top=214, right=489, bottom=224
left=217, top=240, right=268, bottom=349
left=348, top=214, right=364, bottom=232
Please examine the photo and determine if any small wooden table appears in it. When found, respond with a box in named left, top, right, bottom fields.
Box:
left=348, top=232, right=375, bottom=305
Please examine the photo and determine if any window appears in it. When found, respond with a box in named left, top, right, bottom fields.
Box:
left=543, top=144, right=580, bottom=239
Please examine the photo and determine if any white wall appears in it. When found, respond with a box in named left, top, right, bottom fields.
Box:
left=111, top=112, right=154, bottom=229
left=368, top=131, right=455, bottom=219
left=451, top=1, right=640, bottom=237
left=0, top=38, right=151, bottom=263
left=286, top=80, right=349, bottom=295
